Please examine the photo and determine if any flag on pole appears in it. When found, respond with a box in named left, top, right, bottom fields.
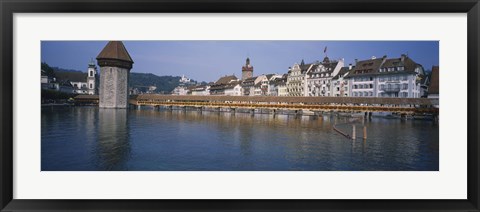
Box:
left=324, top=46, right=327, bottom=53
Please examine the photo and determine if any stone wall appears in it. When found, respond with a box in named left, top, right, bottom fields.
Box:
left=99, top=66, right=129, bottom=108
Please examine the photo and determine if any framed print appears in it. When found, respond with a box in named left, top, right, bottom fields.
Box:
left=1, top=0, right=479, bottom=211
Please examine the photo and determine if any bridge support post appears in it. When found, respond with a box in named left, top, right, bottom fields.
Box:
left=352, top=125, right=356, bottom=140
left=363, top=125, right=367, bottom=140
left=432, top=114, right=438, bottom=123
left=401, top=113, right=407, bottom=121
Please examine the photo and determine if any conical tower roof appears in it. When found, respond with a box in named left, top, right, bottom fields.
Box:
left=96, top=41, right=134, bottom=69
left=97, top=41, right=133, bottom=63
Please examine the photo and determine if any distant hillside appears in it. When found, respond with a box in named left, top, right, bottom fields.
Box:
left=129, top=73, right=183, bottom=93
left=51, top=66, right=84, bottom=73
left=42, top=63, right=192, bottom=93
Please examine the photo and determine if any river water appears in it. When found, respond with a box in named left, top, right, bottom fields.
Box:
left=41, top=106, right=439, bottom=171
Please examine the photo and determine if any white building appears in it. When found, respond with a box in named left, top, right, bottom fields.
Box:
left=269, top=74, right=288, bottom=96
left=346, top=54, right=426, bottom=98
left=179, top=74, right=191, bottom=84
left=223, top=82, right=243, bottom=96
left=52, top=60, right=97, bottom=95
left=332, top=66, right=352, bottom=97
left=172, top=86, right=189, bottom=95
left=209, top=75, right=240, bottom=95
left=190, top=85, right=211, bottom=96
left=305, top=57, right=344, bottom=97
left=287, top=60, right=310, bottom=96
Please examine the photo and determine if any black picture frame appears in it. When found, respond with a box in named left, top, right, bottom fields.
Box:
left=1, top=0, right=479, bottom=211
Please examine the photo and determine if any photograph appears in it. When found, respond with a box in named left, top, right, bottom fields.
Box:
left=40, top=40, right=439, bottom=171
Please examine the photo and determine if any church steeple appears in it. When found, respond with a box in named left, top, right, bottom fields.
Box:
left=246, top=57, right=250, bottom=66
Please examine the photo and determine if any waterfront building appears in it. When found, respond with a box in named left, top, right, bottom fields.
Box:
left=241, top=57, right=254, bottom=80
left=269, top=74, right=288, bottom=96
left=209, top=75, right=240, bottom=95
left=172, top=86, right=189, bottom=95
left=346, top=54, right=426, bottom=98
left=190, top=85, right=211, bottom=95
left=428, top=66, right=439, bottom=99
left=223, top=82, right=243, bottom=96
left=97, top=41, right=134, bottom=108
left=263, top=74, right=282, bottom=96
left=130, top=86, right=157, bottom=95
left=287, top=60, right=310, bottom=96
left=241, top=76, right=258, bottom=96
left=277, top=74, right=289, bottom=96
left=332, top=66, right=352, bottom=97
left=253, top=81, right=262, bottom=96
left=41, top=70, right=59, bottom=90
left=51, top=61, right=98, bottom=95
left=305, top=57, right=344, bottom=97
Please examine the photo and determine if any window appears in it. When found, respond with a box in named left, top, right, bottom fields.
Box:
left=359, top=92, right=363, bottom=97
left=89, top=71, right=93, bottom=77
left=403, top=84, right=408, bottom=89
left=90, top=83, right=93, bottom=89
left=369, top=92, right=373, bottom=96
left=370, top=84, right=373, bottom=88
left=359, top=84, right=363, bottom=89
left=380, top=84, right=385, bottom=89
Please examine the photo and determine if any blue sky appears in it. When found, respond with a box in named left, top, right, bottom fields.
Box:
left=41, top=41, right=438, bottom=82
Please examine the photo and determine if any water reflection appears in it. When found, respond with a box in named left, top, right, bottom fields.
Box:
left=96, top=109, right=130, bottom=170
left=42, top=107, right=439, bottom=171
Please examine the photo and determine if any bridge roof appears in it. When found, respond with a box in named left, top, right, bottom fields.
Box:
left=131, top=94, right=439, bottom=106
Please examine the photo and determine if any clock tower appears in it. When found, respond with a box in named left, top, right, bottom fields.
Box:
left=241, top=57, right=254, bottom=80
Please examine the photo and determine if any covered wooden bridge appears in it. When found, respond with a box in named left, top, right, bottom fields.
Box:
left=75, top=94, right=439, bottom=114
left=131, top=94, right=438, bottom=114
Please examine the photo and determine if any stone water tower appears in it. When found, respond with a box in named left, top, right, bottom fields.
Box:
left=96, top=41, right=134, bottom=108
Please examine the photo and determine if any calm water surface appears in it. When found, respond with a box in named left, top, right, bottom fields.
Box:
left=41, top=107, right=439, bottom=171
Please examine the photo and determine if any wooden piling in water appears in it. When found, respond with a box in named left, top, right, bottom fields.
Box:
left=352, top=125, right=356, bottom=140
left=363, top=125, right=367, bottom=139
